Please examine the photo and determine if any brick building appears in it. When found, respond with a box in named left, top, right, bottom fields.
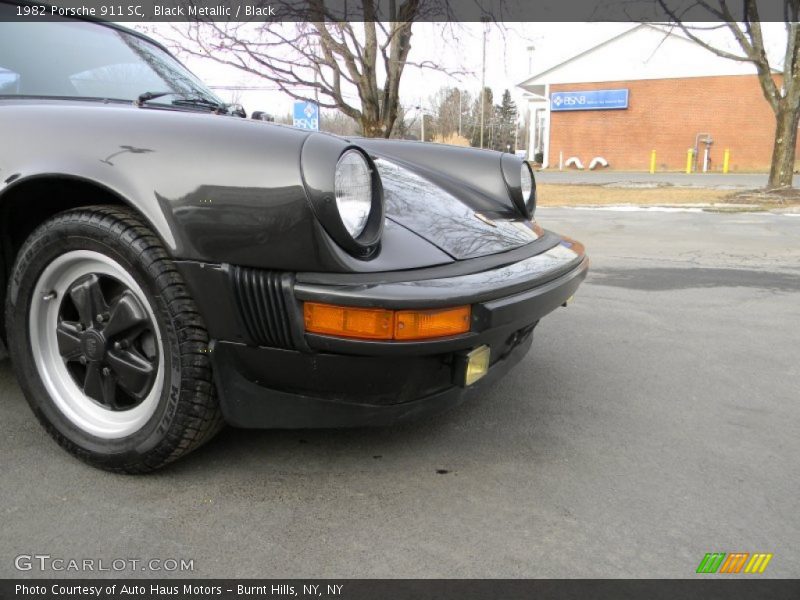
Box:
left=518, top=24, right=797, bottom=172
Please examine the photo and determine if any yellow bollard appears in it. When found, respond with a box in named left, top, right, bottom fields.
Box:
left=723, top=148, right=730, bottom=174
left=686, top=148, right=694, bottom=174
left=649, top=150, right=656, bottom=174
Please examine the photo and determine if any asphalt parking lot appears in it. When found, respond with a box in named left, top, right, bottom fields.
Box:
left=1, top=207, right=798, bottom=579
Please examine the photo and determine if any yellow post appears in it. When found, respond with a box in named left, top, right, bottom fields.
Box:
left=686, top=148, right=694, bottom=174
left=649, top=150, right=657, bottom=174
left=723, top=148, right=730, bottom=174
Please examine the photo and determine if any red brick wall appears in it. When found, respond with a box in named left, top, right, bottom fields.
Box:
left=548, top=75, right=798, bottom=172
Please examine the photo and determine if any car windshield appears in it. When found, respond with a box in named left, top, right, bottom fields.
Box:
left=0, top=17, right=221, bottom=107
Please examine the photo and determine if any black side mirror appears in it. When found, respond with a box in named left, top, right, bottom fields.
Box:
left=251, top=111, right=275, bottom=122
left=227, top=104, right=247, bottom=118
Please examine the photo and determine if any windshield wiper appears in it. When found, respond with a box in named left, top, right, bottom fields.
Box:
left=171, top=96, right=226, bottom=111
left=135, top=90, right=226, bottom=113
left=173, top=97, right=247, bottom=117
left=134, top=90, right=174, bottom=106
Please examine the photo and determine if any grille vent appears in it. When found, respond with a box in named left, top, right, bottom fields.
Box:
left=230, top=267, right=295, bottom=348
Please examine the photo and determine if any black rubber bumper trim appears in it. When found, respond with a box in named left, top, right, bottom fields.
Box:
left=302, top=255, right=588, bottom=357
left=175, top=261, right=308, bottom=350
left=212, top=334, right=533, bottom=429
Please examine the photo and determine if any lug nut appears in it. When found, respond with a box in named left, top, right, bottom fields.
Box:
left=96, top=313, right=107, bottom=323
left=75, top=324, right=84, bottom=332
left=102, top=367, right=111, bottom=377
left=79, top=356, right=87, bottom=365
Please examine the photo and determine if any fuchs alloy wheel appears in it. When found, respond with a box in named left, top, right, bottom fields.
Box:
left=6, top=206, right=222, bottom=473
left=29, top=251, right=165, bottom=439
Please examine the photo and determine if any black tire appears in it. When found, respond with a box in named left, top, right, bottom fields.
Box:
left=6, top=205, right=222, bottom=473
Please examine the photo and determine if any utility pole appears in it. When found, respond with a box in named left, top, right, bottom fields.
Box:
left=479, top=20, right=487, bottom=149
left=458, top=89, right=462, bottom=137
left=514, top=121, right=519, bottom=154
left=524, top=104, right=531, bottom=159
left=525, top=45, right=536, bottom=160
left=314, top=40, right=320, bottom=130
left=527, top=45, right=535, bottom=74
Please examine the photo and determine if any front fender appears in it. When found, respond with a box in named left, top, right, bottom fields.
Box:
left=0, top=101, right=453, bottom=273
left=0, top=102, right=318, bottom=266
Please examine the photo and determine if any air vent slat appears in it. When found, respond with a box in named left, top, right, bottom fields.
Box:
left=230, top=266, right=294, bottom=349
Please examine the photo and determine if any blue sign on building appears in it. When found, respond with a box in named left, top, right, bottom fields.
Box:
left=293, top=101, right=319, bottom=130
left=550, top=89, right=629, bottom=112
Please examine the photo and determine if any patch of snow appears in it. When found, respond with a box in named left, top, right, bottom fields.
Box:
left=570, top=205, right=705, bottom=213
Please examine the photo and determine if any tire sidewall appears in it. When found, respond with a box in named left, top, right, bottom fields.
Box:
left=6, top=215, right=183, bottom=463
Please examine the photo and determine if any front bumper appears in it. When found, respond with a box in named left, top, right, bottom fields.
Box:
left=177, top=233, right=588, bottom=428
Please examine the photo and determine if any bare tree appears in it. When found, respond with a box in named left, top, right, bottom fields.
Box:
left=321, top=110, right=361, bottom=136
left=392, top=103, right=416, bottom=139
left=431, top=86, right=472, bottom=139
left=659, top=0, right=799, bottom=189
left=169, top=1, right=471, bottom=138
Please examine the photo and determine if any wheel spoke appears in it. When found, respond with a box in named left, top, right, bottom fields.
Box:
left=82, top=363, right=119, bottom=409
left=100, top=371, right=118, bottom=409
left=106, top=349, right=155, bottom=400
left=68, top=274, right=109, bottom=327
left=56, top=321, right=83, bottom=361
left=83, top=363, right=104, bottom=404
left=103, top=290, right=148, bottom=339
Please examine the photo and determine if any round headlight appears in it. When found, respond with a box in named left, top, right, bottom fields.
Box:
left=520, top=162, right=533, bottom=204
left=335, top=150, right=373, bottom=238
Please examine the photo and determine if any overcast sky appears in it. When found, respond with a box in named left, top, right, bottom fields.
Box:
left=139, top=21, right=783, bottom=120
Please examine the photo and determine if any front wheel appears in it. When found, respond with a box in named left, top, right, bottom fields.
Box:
left=6, top=206, right=222, bottom=473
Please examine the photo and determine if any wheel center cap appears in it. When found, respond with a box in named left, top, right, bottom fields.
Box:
left=82, top=330, right=106, bottom=361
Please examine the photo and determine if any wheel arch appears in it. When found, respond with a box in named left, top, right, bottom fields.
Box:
left=0, top=174, right=167, bottom=344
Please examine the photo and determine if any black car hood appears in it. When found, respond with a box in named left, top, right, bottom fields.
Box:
left=372, top=155, right=539, bottom=260
left=1, top=98, right=538, bottom=270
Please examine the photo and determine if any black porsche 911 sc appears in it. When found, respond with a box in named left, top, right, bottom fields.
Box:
left=0, top=7, right=588, bottom=472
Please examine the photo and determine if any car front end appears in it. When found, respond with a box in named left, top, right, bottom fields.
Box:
left=181, top=233, right=587, bottom=428
left=0, top=9, right=588, bottom=471
left=175, top=140, right=589, bottom=427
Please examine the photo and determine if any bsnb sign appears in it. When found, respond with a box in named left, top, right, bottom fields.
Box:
left=550, top=89, right=629, bottom=112
left=293, top=101, right=319, bottom=130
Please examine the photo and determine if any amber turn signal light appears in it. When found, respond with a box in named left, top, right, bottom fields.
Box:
left=303, top=303, right=394, bottom=340
left=393, top=306, right=471, bottom=340
left=303, top=303, right=471, bottom=341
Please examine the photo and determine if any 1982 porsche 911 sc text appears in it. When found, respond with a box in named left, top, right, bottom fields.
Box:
left=0, top=8, right=588, bottom=472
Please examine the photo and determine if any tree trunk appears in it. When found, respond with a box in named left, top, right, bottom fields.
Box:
left=360, top=100, right=395, bottom=138
left=767, top=104, right=800, bottom=189
left=361, top=118, right=386, bottom=137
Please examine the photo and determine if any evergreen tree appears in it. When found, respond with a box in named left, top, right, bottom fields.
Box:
left=494, top=89, right=518, bottom=153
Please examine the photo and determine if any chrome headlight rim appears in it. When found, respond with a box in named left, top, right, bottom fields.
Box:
left=521, top=160, right=536, bottom=217
left=500, top=153, right=536, bottom=219
left=323, top=146, right=384, bottom=257
left=300, top=136, right=384, bottom=259
left=335, top=149, right=374, bottom=240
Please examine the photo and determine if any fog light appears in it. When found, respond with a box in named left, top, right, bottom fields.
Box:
left=463, top=345, right=491, bottom=386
